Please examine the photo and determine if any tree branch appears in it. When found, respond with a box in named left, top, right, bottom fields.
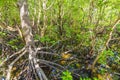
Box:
left=91, top=19, right=120, bottom=71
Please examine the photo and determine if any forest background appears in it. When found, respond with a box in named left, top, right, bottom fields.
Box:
left=0, top=0, right=120, bottom=80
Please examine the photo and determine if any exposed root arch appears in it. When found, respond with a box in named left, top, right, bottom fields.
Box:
left=6, top=50, right=27, bottom=80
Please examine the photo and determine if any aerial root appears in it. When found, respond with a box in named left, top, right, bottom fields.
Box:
left=28, top=48, right=48, bottom=80
left=6, top=50, right=27, bottom=80
left=32, top=58, right=48, bottom=80
left=37, top=59, right=65, bottom=70
left=0, top=46, right=26, bottom=67
left=14, top=66, right=28, bottom=80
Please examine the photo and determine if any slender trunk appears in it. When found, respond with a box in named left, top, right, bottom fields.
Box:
left=17, top=0, right=48, bottom=79
left=41, top=0, right=47, bottom=37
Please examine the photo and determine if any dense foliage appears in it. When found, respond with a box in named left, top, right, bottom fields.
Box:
left=0, top=0, right=120, bottom=80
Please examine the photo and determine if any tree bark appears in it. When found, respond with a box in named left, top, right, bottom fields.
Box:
left=17, top=0, right=48, bottom=80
